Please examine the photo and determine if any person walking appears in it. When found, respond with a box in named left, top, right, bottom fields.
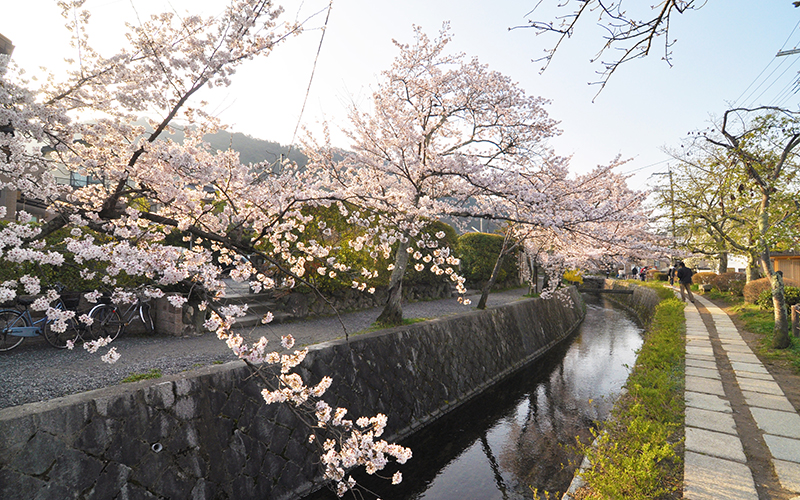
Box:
left=676, top=262, right=695, bottom=303
left=668, top=265, right=675, bottom=286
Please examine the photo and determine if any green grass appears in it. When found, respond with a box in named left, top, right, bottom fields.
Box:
left=574, top=290, right=685, bottom=500
left=729, top=300, right=800, bottom=373
left=361, top=317, right=429, bottom=334
left=121, top=368, right=162, bottom=383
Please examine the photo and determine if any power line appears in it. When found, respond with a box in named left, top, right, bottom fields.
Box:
left=288, top=1, right=334, bottom=157
left=733, top=18, right=800, bottom=107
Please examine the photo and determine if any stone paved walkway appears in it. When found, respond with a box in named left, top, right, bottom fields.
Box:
left=683, top=293, right=800, bottom=499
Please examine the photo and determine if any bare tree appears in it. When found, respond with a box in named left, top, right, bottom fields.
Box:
left=703, top=107, right=800, bottom=349
left=513, top=1, right=703, bottom=94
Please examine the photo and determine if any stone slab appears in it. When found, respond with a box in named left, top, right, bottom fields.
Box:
left=685, top=427, right=747, bottom=462
left=686, top=341, right=713, bottom=351
left=730, top=361, right=770, bottom=375
left=742, top=391, right=798, bottom=412
left=687, top=346, right=715, bottom=357
left=686, top=392, right=732, bottom=413
left=686, top=407, right=737, bottom=435
left=683, top=451, right=758, bottom=500
left=774, top=459, right=800, bottom=494
left=764, top=434, right=800, bottom=463
left=749, top=407, right=800, bottom=439
left=737, top=377, right=784, bottom=396
left=726, top=352, right=762, bottom=364
left=722, top=342, right=753, bottom=354
left=686, top=366, right=721, bottom=380
left=686, top=358, right=718, bottom=370
left=686, top=375, right=726, bottom=396
left=734, top=370, right=775, bottom=381
left=686, top=391, right=732, bottom=413
left=686, top=353, right=716, bottom=363
left=719, top=340, right=750, bottom=349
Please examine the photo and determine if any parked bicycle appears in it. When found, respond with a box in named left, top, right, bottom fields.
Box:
left=87, top=290, right=154, bottom=341
left=0, top=288, right=85, bottom=351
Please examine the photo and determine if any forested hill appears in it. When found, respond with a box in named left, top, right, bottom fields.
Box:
left=137, top=119, right=308, bottom=167
left=203, top=129, right=309, bottom=168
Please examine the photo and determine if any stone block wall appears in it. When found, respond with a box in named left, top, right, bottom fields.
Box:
left=605, top=279, right=663, bottom=324
left=0, top=288, right=585, bottom=500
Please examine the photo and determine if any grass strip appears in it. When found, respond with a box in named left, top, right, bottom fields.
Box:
left=121, top=368, right=162, bottom=383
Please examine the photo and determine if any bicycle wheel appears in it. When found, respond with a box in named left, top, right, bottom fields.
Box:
left=0, top=310, right=27, bottom=351
left=43, top=315, right=82, bottom=349
left=87, top=304, right=123, bottom=341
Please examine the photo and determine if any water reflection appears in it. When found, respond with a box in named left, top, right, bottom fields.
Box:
left=305, top=295, right=643, bottom=500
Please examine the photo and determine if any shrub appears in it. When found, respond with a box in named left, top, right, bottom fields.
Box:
left=756, top=286, right=800, bottom=310
left=652, top=272, right=668, bottom=282
left=457, top=232, right=518, bottom=287
left=743, top=277, right=800, bottom=304
left=692, top=272, right=717, bottom=286
left=712, top=272, right=746, bottom=295
left=404, top=220, right=460, bottom=286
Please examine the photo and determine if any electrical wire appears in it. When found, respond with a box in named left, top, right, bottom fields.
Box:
left=287, top=0, right=334, bottom=157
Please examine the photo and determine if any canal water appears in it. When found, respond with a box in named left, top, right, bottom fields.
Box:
left=306, top=294, right=644, bottom=499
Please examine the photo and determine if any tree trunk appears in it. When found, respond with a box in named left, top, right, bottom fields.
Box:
left=770, top=270, right=790, bottom=349
left=717, top=252, right=728, bottom=274
left=746, top=252, right=760, bottom=283
left=478, top=253, right=505, bottom=310
left=531, top=260, right=539, bottom=295
left=376, top=238, right=410, bottom=325
left=757, top=216, right=789, bottom=348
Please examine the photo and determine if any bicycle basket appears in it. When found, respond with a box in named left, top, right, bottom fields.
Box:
left=61, top=292, right=82, bottom=310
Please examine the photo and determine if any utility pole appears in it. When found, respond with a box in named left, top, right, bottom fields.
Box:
left=1, top=33, right=16, bottom=221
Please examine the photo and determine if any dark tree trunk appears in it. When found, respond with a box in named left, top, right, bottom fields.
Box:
left=377, top=238, right=410, bottom=325
left=477, top=253, right=505, bottom=310
left=717, top=252, right=728, bottom=274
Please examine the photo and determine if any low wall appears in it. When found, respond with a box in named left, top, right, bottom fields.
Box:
left=0, top=288, right=585, bottom=500
left=604, top=279, right=662, bottom=325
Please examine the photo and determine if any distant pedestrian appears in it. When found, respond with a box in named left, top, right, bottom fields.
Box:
left=676, top=262, right=695, bottom=303
left=639, top=266, right=647, bottom=281
left=668, top=266, right=675, bottom=286
left=631, top=266, right=638, bottom=280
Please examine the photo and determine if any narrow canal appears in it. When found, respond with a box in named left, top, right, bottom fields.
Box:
left=306, top=294, right=644, bottom=499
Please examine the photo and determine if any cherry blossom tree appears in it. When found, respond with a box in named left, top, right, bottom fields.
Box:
left=0, top=1, right=412, bottom=495
left=476, top=158, right=661, bottom=306
left=306, top=24, right=562, bottom=325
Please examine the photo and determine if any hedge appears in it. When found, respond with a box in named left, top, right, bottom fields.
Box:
left=456, top=232, right=517, bottom=287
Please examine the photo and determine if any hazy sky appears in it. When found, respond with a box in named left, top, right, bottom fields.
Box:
left=4, top=1, right=800, bottom=189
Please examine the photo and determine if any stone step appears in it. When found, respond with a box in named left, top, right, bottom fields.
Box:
left=231, top=311, right=294, bottom=329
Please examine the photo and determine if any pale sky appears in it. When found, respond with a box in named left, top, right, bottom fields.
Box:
left=3, top=0, right=800, bottom=189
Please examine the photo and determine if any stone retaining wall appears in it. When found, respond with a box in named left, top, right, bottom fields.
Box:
left=605, top=279, right=663, bottom=324
left=0, top=288, right=585, bottom=500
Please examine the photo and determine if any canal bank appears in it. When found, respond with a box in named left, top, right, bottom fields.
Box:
left=307, top=292, right=645, bottom=499
left=0, top=288, right=585, bottom=500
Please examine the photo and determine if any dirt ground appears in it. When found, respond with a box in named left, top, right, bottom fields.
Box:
left=705, top=296, right=800, bottom=500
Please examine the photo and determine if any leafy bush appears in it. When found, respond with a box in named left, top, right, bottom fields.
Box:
left=756, top=286, right=800, bottom=310
left=692, top=272, right=717, bottom=286
left=404, top=220, right=459, bottom=286
left=712, top=272, right=746, bottom=295
left=743, top=277, right=800, bottom=304
left=456, top=232, right=517, bottom=287
left=652, top=271, right=668, bottom=282
left=0, top=224, right=148, bottom=293
left=563, top=269, right=583, bottom=284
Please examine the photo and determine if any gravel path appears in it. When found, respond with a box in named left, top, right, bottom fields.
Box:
left=0, top=288, right=527, bottom=410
